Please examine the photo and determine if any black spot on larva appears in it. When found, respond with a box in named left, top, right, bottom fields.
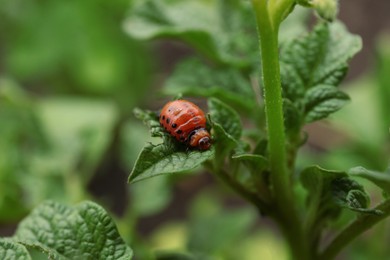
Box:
left=187, top=109, right=195, bottom=116
left=180, top=136, right=185, bottom=141
left=172, top=123, right=177, bottom=128
left=162, top=115, right=165, bottom=120
left=176, top=129, right=183, bottom=134
left=166, top=118, right=170, bottom=124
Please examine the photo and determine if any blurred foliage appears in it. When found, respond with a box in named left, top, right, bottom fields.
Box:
left=0, top=0, right=151, bottom=111
left=0, top=79, right=119, bottom=221
left=0, top=0, right=389, bottom=259
left=298, top=33, right=390, bottom=172
left=297, top=33, right=390, bottom=260
left=0, top=0, right=155, bottom=223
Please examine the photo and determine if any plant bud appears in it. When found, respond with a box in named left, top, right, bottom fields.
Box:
left=312, top=0, right=339, bottom=21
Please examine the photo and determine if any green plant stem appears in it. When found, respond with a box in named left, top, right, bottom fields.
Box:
left=251, top=1, right=308, bottom=259
left=319, top=199, right=390, bottom=260
left=252, top=0, right=289, bottom=214
left=205, top=162, right=271, bottom=214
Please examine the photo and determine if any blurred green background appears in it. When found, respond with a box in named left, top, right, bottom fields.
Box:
left=0, top=0, right=389, bottom=259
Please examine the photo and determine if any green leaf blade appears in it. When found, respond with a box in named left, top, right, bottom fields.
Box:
left=283, top=98, right=303, bottom=134
left=208, top=98, right=242, bottom=140
left=124, top=0, right=258, bottom=66
left=210, top=122, right=239, bottom=165
left=349, top=166, right=390, bottom=195
left=313, top=22, right=362, bottom=86
left=163, top=58, right=256, bottom=113
left=14, top=201, right=133, bottom=260
left=304, top=84, right=350, bottom=122
left=301, top=165, right=347, bottom=194
left=207, top=98, right=243, bottom=165
left=301, top=165, right=377, bottom=224
left=0, top=239, right=31, bottom=260
left=280, top=21, right=362, bottom=101
left=231, top=154, right=268, bottom=174
left=133, top=107, right=162, bottom=138
left=330, top=177, right=378, bottom=214
left=129, top=144, right=215, bottom=183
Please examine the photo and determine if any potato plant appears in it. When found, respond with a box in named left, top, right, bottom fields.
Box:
left=1, top=0, right=389, bottom=259
left=127, top=0, right=390, bottom=259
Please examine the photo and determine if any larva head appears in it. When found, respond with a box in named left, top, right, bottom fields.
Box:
left=189, top=128, right=211, bottom=150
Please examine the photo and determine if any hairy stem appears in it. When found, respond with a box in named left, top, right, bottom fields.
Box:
left=319, top=199, right=390, bottom=260
left=205, top=161, right=271, bottom=215
left=251, top=0, right=308, bottom=259
left=251, top=0, right=288, bottom=217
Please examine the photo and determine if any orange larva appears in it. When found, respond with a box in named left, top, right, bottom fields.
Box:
left=159, top=100, right=211, bottom=150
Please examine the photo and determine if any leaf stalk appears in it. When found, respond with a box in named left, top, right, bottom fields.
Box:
left=319, top=199, right=390, bottom=260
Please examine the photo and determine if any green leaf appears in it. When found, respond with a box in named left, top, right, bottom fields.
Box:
left=37, top=98, right=118, bottom=179
left=231, top=154, right=268, bottom=175
left=0, top=239, right=31, bottom=260
left=122, top=121, right=173, bottom=216
left=349, top=166, right=390, bottom=195
left=208, top=98, right=242, bottom=140
left=9, top=97, right=119, bottom=207
left=283, top=98, right=303, bottom=134
left=124, top=0, right=220, bottom=61
left=300, top=165, right=347, bottom=217
left=0, top=80, right=47, bottom=221
left=280, top=21, right=362, bottom=101
left=129, top=143, right=214, bottom=183
left=207, top=97, right=244, bottom=164
left=123, top=0, right=258, bottom=67
left=296, top=0, right=312, bottom=7
left=253, top=138, right=268, bottom=157
left=231, top=154, right=270, bottom=199
left=301, top=166, right=345, bottom=239
left=163, top=58, right=256, bottom=113
left=121, top=120, right=157, bottom=169
left=304, top=84, right=350, bottom=122
left=3, top=1, right=151, bottom=105
left=312, top=0, right=339, bottom=22
left=15, top=243, right=61, bottom=260
left=133, top=107, right=163, bottom=138
left=14, top=201, right=133, bottom=260
left=330, top=177, right=379, bottom=214
left=210, top=122, right=239, bottom=165
left=132, top=107, right=178, bottom=149
left=301, top=166, right=377, bottom=220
